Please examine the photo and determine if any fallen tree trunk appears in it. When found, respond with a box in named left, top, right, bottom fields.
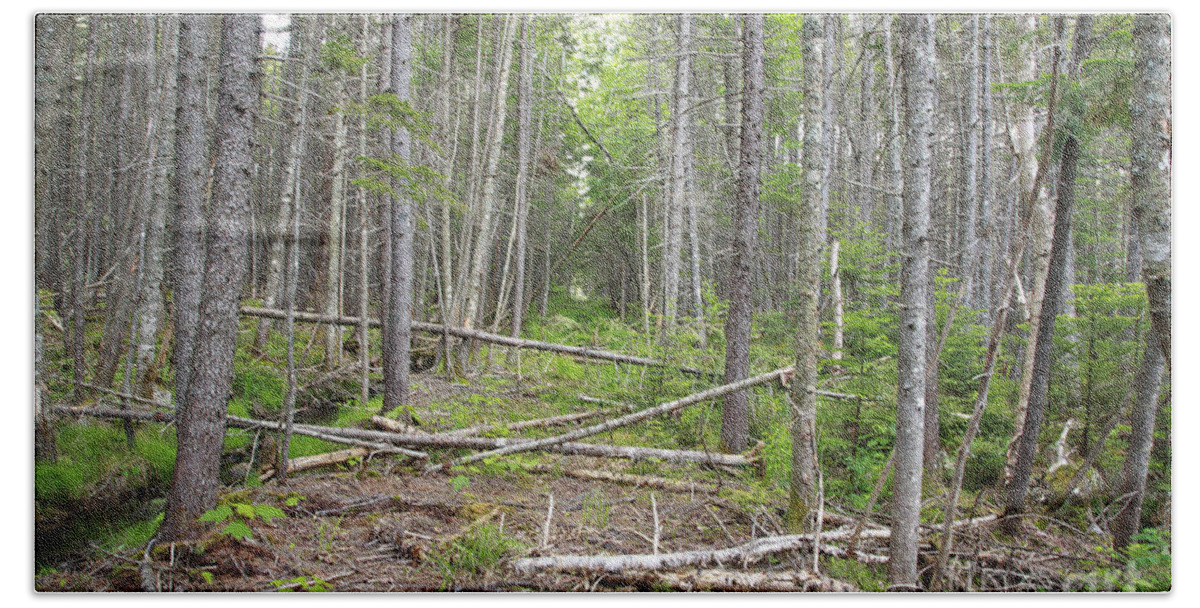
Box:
left=54, top=405, right=754, bottom=467
left=261, top=447, right=371, bottom=481
left=240, top=306, right=712, bottom=377
left=440, top=368, right=791, bottom=470
left=510, top=526, right=890, bottom=573
left=611, top=569, right=857, bottom=592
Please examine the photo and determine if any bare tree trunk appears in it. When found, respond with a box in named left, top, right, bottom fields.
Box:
left=961, top=15, right=981, bottom=309
left=890, top=13, right=934, bottom=589
left=640, top=193, right=652, bottom=335
left=1111, top=328, right=1166, bottom=552
left=509, top=15, right=535, bottom=340
left=1113, top=13, right=1172, bottom=552
left=322, top=82, right=349, bottom=370
left=381, top=14, right=416, bottom=420
left=171, top=15, right=210, bottom=414
left=721, top=13, right=762, bottom=455
left=1130, top=13, right=1172, bottom=368
left=883, top=15, right=903, bottom=257
left=458, top=16, right=516, bottom=359
left=659, top=14, right=693, bottom=342
left=1003, top=16, right=1092, bottom=533
left=357, top=15, right=374, bottom=409
left=135, top=15, right=178, bottom=401
left=978, top=15, right=995, bottom=316
left=161, top=14, right=258, bottom=541
left=787, top=13, right=824, bottom=533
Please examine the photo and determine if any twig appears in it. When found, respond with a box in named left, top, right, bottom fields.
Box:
left=541, top=494, right=555, bottom=549
left=651, top=493, right=660, bottom=555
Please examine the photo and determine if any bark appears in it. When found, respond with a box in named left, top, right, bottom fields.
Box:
left=135, top=15, right=178, bottom=401
left=35, top=291, right=57, bottom=463
left=1130, top=14, right=1171, bottom=368
left=322, top=82, right=349, bottom=370
left=830, top=239, right=844, bottom=362
left=721, top=13, right=762, bottom=454
left=978, top=15, right=995, bottom=315
left=891, top=13, right=934, bottom=589
left=659, top=14, right=693, bottom=341
left=161, top=14, right=259, bottom=541
left=381, top=14, right=416, bottom=419
left=961, top=15, right=981, bottom=309
left=171, top=15, right=210, bottom=415
left=1111, top=328, right=1166, bottom=552
left=883, top=15, right=904, bottom=257
left=357, top=15, right=374, bottom=408
left=1002, top=16, right=1091, bottom=532
left=439, top=410, right=602, bottom=437
left=510, top=15, right=535, bottom=340
left=787, top=13, right=824, bottom=533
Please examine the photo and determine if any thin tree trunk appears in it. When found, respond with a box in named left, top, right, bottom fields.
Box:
left=161, top=14, right=258, bottom=541
left=890, top=13, right=934, bottom=589
left=787, top=13, right=824, bottom=533
left=509, top=15, right=535, bottom=340
left=1003, top=16, right=1092, bottom=532
left=659, top=14, right=693, bottom=342
left=721, top=14, right=762, bottom=455
left=381, top=14, right=416, bottom=420
left=323, top=83, right=349, bottom=370
left=1111, top=328, right=1166, bottom=552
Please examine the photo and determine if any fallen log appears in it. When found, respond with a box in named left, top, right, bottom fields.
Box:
left=260, top=447, right=371, bottom=481
left=440, top=368, right=791, bottom=470
left=510, top=526, right=890, bottom=573
left=611, top=569, right=858, bottom=592
left=53, top=405, right=753, bottom=468
left=240, top=306, right=712, bottom=377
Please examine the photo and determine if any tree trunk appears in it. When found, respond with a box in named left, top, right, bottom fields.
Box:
left=787, top=13, right=824, bottom=533
left=509, top=15, right=535, bottom=340
left=721, top=14, right=762, bottom=455
left=890, top=13, right=934, bottom=589
left=135, top=15, right=178, bottom=401
left=1001, top=17, right=1091, bottom=531
left=1130, top=13, right=1171, bottom=368
left=161, top=14, right=258, bottom=541
left=1111, top=328, right=1166, bottom=552
left=170, top=15, right=210, bottom=415
left=381, top=14, right=416, bottom=420
left=659, top=14, right=693, bottom=342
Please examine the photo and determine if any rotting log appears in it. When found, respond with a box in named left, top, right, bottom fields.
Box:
left=439, top=368, right=791, bottom=470
left=240, top=306, right=712, bottom=376
left=54, top=405, right=754, bottom=467
left=260, top=447, right=371, bottom=481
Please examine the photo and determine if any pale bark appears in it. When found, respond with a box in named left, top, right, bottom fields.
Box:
left=135, top=15, right=178, bottom=401
left=381, top=14, right=416, bottom=419
left=891, top=13, right=934, bottom=589
left=659, top=14, right=693, bottom=341
left=1112, top=328, right=1166, bottom=552
left=721, top=13, right=762, bottom=454
left=1130, top=13, right=1171, bottom=367
left=322, top=82, right=349, bottom=369
left=161, top=14, right=259, bottom=541
left=510, top=15, right=535, bottom=339
left=787, top=13, right=824, bottom=533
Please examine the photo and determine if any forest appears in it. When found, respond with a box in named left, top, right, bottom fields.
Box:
left=33, top=13, right=1171, bottom=592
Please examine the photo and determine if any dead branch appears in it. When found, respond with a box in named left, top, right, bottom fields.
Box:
left=444, top=410, right=603, bottom=437
left=240, top=306, right=711, bottom=376
left=439, top=367, right=792, bottom=470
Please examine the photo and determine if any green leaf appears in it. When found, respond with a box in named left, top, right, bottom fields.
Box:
left=222, top=520, right=254, bottom=541
left=199, top=504, right=232, bottom=523
left=234, top=503, right=256, bottom=520
left=255, top=504, right=286, bottom=523
left=199, top=571, right=214, bottom=584
left=450, top=475, right=470, bottom=492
